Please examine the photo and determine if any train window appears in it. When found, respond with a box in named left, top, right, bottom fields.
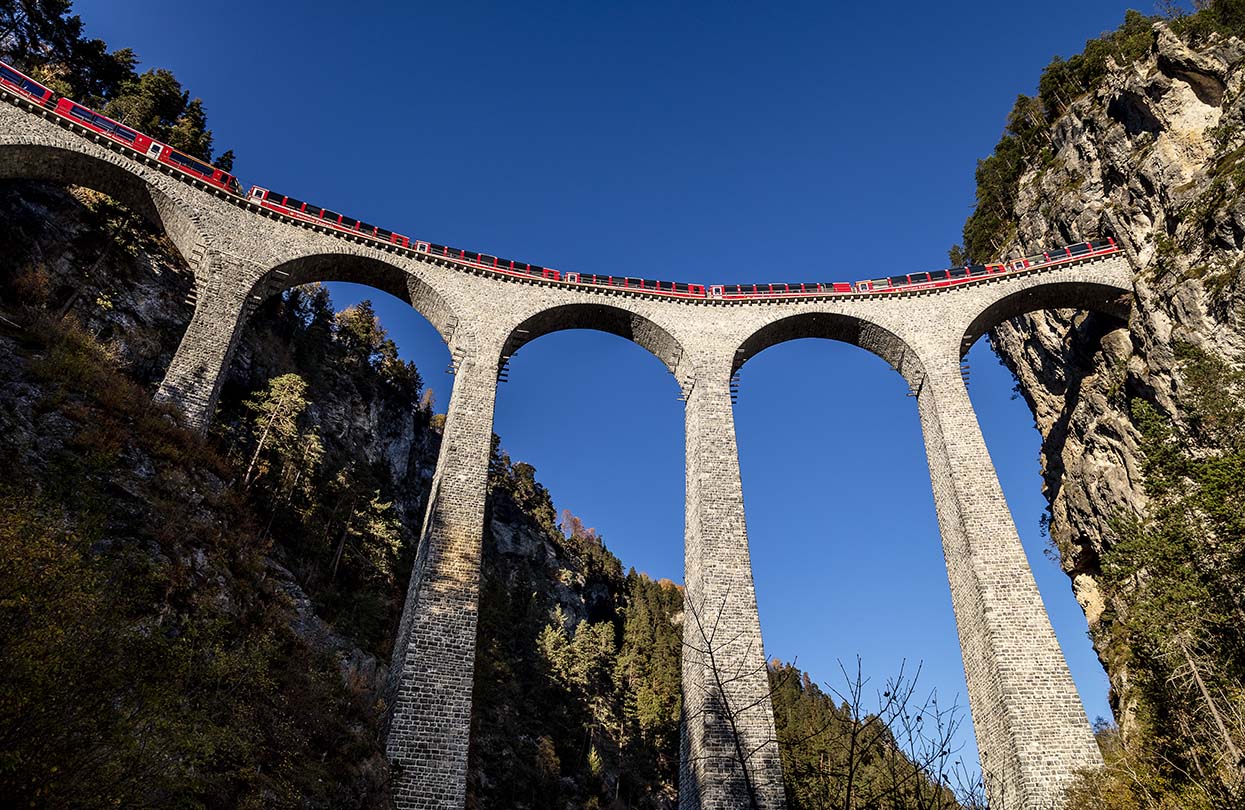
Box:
left=642, top=279, right=657, bottom=290
left=968, top=264, right=988, bottom=276
left=375, top=227, right=392, bottom=239
left=530, top=265, right=545, bottom=275
left=888, top=275, right=909, bottom=286
left=323, top=209, right=342, bottom=223
left=339, top=217, right=359, bottom=229
left=1090, top=239, right=1112, bottom=249
left=1069, top=242, right=1090, bottom=255
left=2, top=64, right=47, bottom=98
left=303, top=204, right=322, bottom=217
left=68, top=104, right=94, bottom=123
left=674, top=282, right=689, bottom=292
left=929, top=270, right=948, bottom=281
left=167, top=150, right=215, bottom=177
left=284, top=197, right=304, bottom=210
left=463, top=250, right=479, bottom=260
left=948, top=268, right=967, bottom=279
left=479, top=254, right=495, bottom=264
left=429, top=243, right=446, bottom=253
left=910, top=273, right=930, bottom=283
left=111, top=125, right=137, bottom=142
left=513, top=262, right=528, bottom=272
left=359, top=222, right=377, bottom=234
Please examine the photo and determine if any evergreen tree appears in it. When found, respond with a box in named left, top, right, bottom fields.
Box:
left=241, top=372, right=312, bottom=489
left=166, top=97, right=213, bottom=161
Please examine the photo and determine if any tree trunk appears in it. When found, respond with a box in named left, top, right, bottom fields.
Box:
left=330, top=496, right=357, bottom=583
left=1178, top=637, right=1242, bottom=766
left=243, top=392, right=288, bottom=488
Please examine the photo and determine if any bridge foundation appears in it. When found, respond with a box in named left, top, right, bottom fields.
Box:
left=913, top=349, right=1102, bottom=809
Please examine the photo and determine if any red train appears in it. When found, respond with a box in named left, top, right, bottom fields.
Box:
left=1, top=58, right=1119, bottom=301
left=1, top=60, right=240, bottom=194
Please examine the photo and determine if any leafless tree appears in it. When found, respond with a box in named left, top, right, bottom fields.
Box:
left=682, top=593, right=792, bottom=810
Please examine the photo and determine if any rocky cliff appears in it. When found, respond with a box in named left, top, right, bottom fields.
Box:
left=972, top=12, right=1245, bottom=804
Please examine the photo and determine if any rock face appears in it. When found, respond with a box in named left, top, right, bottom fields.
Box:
left=987, top=22, right=1245, bottom=722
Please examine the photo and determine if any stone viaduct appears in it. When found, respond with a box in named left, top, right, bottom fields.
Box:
left=0, top=88, right=1136, bottom=810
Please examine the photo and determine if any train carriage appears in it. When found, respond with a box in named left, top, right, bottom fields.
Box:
left=0, top=62, right=53, bottom=106
left=48, top=95, right=240, bottom=194
left=250, top=187, right=411, bottom=247
left=55, top=99, right=151, bottom=152
left=157, top=145, right=241, bottom=193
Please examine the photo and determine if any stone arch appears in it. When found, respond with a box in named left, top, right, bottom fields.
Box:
left=0, top=143, right=204, bottom=261
left=248, top=251, right=460, bottom=345
left=959, top=279, right=1132, bottom=357
left=500, top=302, right=688, bottom=380
left=733, top=310, right=925, bottom=387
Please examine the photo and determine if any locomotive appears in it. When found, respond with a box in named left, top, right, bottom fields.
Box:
left=1, top=59, right=1119, bottom=300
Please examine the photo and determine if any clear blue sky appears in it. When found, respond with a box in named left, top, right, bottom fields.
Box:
left=73, top=0, right=1157, bottom=771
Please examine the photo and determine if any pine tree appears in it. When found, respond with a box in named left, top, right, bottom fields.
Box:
left=166, top=97, right=213, bottom=161
left=241, top=373, right=311, bottom=489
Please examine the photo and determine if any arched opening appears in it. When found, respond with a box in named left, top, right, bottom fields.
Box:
left=470, top=305, right=688, bottom=808
left=958, top=281, right=1134, bottom=737
left=249, top=251, right=459, bottom=346
left=959, top=280, right=1133, bottom=357
left=733, top=311, right=923, bottom=384
left=730, top=314, right=981, bottom=798
left=501, top=302, right=687, bottom=377
left=206, top=259, right=455, bottom=762
left=0, top=144, right=204, bottom=262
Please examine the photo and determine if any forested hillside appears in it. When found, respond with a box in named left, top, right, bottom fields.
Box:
left=955, top=3, right=1245, bottom=807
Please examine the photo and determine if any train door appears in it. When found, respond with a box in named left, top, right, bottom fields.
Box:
left=710, top=286, right=723, bottom=298
left=146, top=142, right=162, bottom=159
left=565, top=272, right=579, bottom=283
